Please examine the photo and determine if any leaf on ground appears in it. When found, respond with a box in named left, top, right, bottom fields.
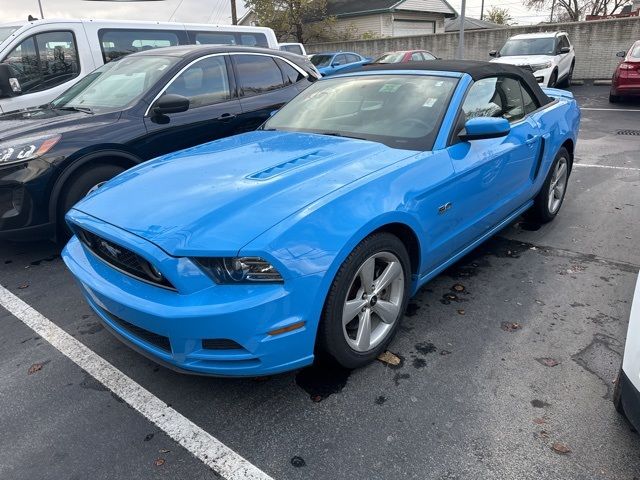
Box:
left=552, top=442, right=571, bottom=455
left=500, top=321, right=521, bottom=332
left=18, top=283, right=29, bottom=289
left=533, top=417, right=546, bottom=425
left=28, top=363, right=43, bottom=375
left=377, top=351, right=401, bottom=367
left=457, top=309, right=465, bottom=315
left=452, top=283, right=466, bottom=292
left=440, top=350, right=452, bottom=356
left=159, top=449, right=170, bottom=454
left=536, top=357, right=560, bottom=367
left=154, top=458, right=165, bottom=467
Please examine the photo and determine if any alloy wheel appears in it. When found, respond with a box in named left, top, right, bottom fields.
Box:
left=548, top=156, right=568, bottom=214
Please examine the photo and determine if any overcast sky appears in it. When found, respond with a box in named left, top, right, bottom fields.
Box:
left=1, top=0, right=548, bottom=28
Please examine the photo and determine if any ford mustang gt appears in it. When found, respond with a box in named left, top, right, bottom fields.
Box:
left=62, top=61, right=581, bottom=376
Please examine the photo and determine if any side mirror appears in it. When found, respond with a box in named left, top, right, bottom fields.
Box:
left=332, top=61, right=342, bottom=67
left=0, top=63, right=22, bottom=98
left=560, top=46, right=571, bottom=54
left=459, top=117, right=510, bottom=141
left=152, top=94, right=189, bottom=116
left=616, top=51, right=626, bottom=57
left=489, top=50, right=498, bottom=57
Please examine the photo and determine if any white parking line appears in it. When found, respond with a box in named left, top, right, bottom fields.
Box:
left=0, top=285, right=273, bottom=480
left=581, top=107, right=640, bottom=112
left=574, top=163, right=640, bottom=172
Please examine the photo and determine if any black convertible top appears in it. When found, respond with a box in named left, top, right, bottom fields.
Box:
left=361, top=60, right=553, bottom=106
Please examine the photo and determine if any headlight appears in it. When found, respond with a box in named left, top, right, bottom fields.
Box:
left=530, top=61, right=552, bottom=72
left=0, top=134, right=61, bottom=165
left=194, top=257, right=283, bottom=284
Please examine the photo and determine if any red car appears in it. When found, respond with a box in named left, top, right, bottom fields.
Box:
left=372, top=50, right=437, bottom=64
left=610, top=40, right=640, bottom=103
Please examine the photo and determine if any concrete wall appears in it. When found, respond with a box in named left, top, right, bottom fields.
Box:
left=307, top=17, right=640, bottom=79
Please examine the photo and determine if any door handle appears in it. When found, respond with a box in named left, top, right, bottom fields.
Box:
left=216, top=113, right=236, bottom=122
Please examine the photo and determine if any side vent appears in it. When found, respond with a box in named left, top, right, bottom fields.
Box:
left=247, top=150, right=328, bottom=180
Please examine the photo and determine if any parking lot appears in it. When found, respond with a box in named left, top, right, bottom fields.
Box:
left=0, top=84, right=638, bottom=480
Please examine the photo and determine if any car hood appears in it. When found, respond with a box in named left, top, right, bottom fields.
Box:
left=73, top=130, right=416, bottom=256
left=490, top=55, right=553, bottom=66
left=0, top=108, right=120, bottom=142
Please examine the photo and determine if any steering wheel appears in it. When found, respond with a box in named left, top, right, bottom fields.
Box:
left=399, top=117, right=430, bottom=130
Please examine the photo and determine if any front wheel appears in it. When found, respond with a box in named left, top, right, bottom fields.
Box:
left=527, top=147, right=570, bottom=223
left=317, top=233, right=411, bottom=369
left=548, top=70, right=558, bottom=88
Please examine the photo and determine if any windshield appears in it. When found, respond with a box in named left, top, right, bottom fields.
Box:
left=374, top=52, right=406, bottom=64
left=264, top=74, right=457, bottom=150
left=500, top=38, right=556, bottom=56
left=51, top=55, right=178, bottom=111
left=311, top=55, right=333, bottom=67
left=0, top=26, right=21, bottom=45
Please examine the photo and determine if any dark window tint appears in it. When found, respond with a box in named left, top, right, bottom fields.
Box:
left=276, top=58, right=304, bottom=84
left=280, top=44, right=303, bottom=55
left=190, top=31, right=268, bottom=48
left=463, top=76, right=525, bottom=123
left=165, top=55, right=231, bottom=108
left=2, top=31, right=79, bottom=93
left=234, top=55, right=284, bottom=96
left=410, top=52, right=423, bottom=61
left=334, top=54, right=347, bottom=65
left=521, top=84, right=538, bottom=114
left=559, top=36, right=570, bottom=49
left=422, top=51, right=436, bottom=60
left=345, top=54, right=360, bottom=63
left=99, top=29, right=183, bottom=63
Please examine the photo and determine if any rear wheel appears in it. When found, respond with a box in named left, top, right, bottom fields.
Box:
left=317, top=233, right=411, bottom=369
left=527, top=147, right=570, bottom=223
left=609, top=93, right=620, bottom=103
left=57, top=163, right=126, bottom=241
left=560, top=62, right=574, bottom=88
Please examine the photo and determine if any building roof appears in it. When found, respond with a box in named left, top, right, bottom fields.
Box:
left=359, top=59, right=553, bottom=106
left=326, top=0, right=456, bottom=18
left=444, top=17, right=503, bottom=31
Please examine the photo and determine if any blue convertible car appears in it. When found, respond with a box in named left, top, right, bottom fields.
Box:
left=63, top=61, right=580, bottom=376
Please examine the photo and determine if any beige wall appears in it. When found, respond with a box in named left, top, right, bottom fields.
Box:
left=308, top=17, right=640, bottom=79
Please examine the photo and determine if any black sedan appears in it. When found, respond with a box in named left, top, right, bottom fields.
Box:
left=0, top=45, right=319, bottom=241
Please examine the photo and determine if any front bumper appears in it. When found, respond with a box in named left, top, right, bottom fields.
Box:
left=617, top=370, right=640, bottom=431
left=62, top=226, right=322, bottom=376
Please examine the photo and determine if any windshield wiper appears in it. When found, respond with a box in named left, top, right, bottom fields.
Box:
left=54, top=106, right=94, bottom=115
left=319, top=132, right=366, bottom=140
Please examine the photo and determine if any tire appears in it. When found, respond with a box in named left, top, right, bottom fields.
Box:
left=613, top=368, right=626, bottom=416
left=317, top=232, right=411, bottom=369
left=609, top=93, right=620, bottom=103
left=527, top=147, right=570, bottom=223
left=548, top=70, right=558, bottom=88
left=57, top=163, right=126, bottom=241
left=559, top=63, right=574, bottom=88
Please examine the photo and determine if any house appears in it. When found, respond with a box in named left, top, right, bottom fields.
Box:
left=444, top=16, right=503, bottom=32
left=323, top=0, right=457, bottom=37
left=237, top=10, right=259, bottom=27
left=239, top=0, right=458, bottom=38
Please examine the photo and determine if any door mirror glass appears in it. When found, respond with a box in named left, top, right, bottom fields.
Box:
left=460, top=117, right=511, bottom=141
left=0, top=63, right=21, bottom=98
left=616, top=51, right=626, bottom=57
left=153, top=94, right=190, bottom=116
left=489, top=50, right=498, bottom=57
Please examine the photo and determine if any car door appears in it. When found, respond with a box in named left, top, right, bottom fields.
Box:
left=231, top=53, right=301, bottom=133
left=557, top=35, right=572, bottom=78
left=140, top=54, right=243, bottom=159
left=443, top=76, right=542, bottom=246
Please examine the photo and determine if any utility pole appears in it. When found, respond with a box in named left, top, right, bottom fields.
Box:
left=37, top=0, right=45, bottom=18
left=457, top=0, right=466, bottom=59
left=230, top=0, right=238, bottom=24
left=480, top=0, right=485, bottom=20
left=550, top=0, right=555, bottom=21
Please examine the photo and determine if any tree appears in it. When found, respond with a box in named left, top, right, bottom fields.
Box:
left=244, top=0, right=339, bottom=43
left=523, top=0, right=631, bottom=21
left=485, top=6, right=514, bottom=24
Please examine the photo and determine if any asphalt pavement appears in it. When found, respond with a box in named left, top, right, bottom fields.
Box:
left=0, top=84, right=638, bottom=480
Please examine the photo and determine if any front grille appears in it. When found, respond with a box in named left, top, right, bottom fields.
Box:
left=77, top=228, right=176, bottom=290
left=108, top=313, right=171, bottom=352
left=202, top=339, right=243, bottom=350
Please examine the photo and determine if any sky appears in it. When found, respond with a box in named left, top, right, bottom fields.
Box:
left=1, top=0, right=549, bottom=28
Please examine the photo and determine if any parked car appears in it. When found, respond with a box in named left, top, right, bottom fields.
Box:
left=614, top=274, right=640, bottom=432
left=0, top=45, right=319, bottom=241
left=0, top=17, right=279, bottom=113
left=310, top=51, right=372, bottom=76
left=610, top=40, right=640, bottom=103
left=279, top=42, right=307, bottom=56
left=372, top=50, right=437, bottom=64
left=62, top=60, right=580, bottom=376
left=490, top=32, right=575, bottom=88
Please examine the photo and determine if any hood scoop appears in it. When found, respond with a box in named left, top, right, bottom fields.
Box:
left=247, top=149, right=331, bottom=180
